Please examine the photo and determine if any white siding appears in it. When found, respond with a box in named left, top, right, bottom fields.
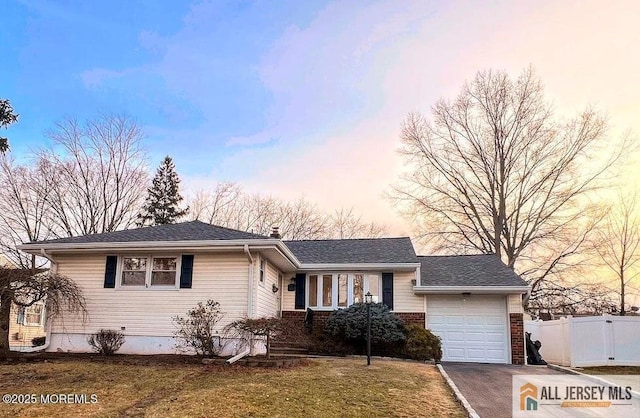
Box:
left=508, top=294, right=523, bottom=313
left=392, top=271, right=423, bottom=312
left=281, top=274, right=298, bottom=310
left=255, top=255, right=281, bottom=318
left=9, top=305, right=46, bottom=348
left=52, top=252, right=250, bottom=337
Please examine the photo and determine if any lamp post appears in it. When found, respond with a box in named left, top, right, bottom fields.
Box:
left=365, top=291, right=373, bottom=366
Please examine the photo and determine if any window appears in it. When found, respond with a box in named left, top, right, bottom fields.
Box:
left=338, top=274, right=348, bottom=307
left=259, top=259, right=266, bottom=284
left=306, top=273, right=381, bottom=310
left=322, top=274, right=332, bottom=307
left=353, top=274, right=364, bottom=304
left=119, top=256, right=179, bottom=288
left=122, top=257, right=147, bottom=286
left=308, top=275, right=318, bottom=307
left=16, top=304, right=44, bottom=326
left=151, top=257, right=177, bottom=285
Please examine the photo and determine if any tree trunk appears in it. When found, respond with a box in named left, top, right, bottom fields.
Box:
left=620, top=269, right=626, bottom=316
left=0, top=290, right=14, bottom=356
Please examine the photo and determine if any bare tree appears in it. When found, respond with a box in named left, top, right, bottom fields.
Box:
left=395, top=67, right=623, bottom=304
left=41, top=115, right=149, bottom=236
left=0, top=267, right=87, bottom=356
left=594, top=194, right=640, bottom=315
left=329, top=207, right=387, bottom=239
left=0, top=156, right=53, bottom=269
left=186, top=186, right=386, bottom=240
left=275, top=197, right=328, bottom=240
left=189, top=182, right=243, bottom=224
left=528, top=281, right=616, bottom=318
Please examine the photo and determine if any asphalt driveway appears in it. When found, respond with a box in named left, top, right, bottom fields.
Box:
left=441, top=362, right=566, bottom=417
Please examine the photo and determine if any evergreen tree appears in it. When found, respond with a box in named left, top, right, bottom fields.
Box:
left=137, top=156, right=188, bottom=226
left=0, top=99, right=19, bottom=153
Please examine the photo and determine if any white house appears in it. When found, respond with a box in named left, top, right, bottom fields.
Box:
left=18, top=221, right=529, bottom=364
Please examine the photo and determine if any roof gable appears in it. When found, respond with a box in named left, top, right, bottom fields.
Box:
left=29, top=221, right=270, bottom=245
left=284, top=237, right=417, bottom=264
left=419, top=254, right=528, bottom=287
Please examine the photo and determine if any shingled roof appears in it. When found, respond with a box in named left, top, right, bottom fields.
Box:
left=29, top=221, right=269, bottom=244
left=284, top=237, right=417, bottom=264
left=419, top=254, right=528, bottom=287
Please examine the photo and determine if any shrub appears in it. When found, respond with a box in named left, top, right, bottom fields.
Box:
left=402, top=324, right=442, bottom=362
left=31, top=336, right=46, bottom=347
left=87, top=329, right=125, bottom=355
left=307, top=329, right=355, bottom=356
left=173, top=300, right=224, bottom=357
left=324, top=303, right=405, bottom=352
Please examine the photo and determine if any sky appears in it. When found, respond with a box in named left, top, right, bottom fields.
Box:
left=2, top=0, right=640, bottom=286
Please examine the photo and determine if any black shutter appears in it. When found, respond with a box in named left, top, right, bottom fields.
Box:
left=180, top=255, right=194, bottom=288
left=382, top=272, right=394, bottom=310
left=294, top=273, right=306, bottom=310
left=104, top=256, right=117, bottom=288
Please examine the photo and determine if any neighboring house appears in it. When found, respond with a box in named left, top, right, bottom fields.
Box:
left=1, top=253, right=47, bottom=348
left=18, top=221, right=529, bottom=364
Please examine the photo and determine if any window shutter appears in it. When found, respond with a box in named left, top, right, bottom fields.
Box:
left=104, top=256, right=117, bottom=288
left=382, top=272, right=394, bottom=310
left=294, top=273, right=306, bottom=310
left=180, top=255, right=194, bottom=288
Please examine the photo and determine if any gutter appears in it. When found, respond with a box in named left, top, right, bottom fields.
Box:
left=226, top=348, right=250, bottom=364
left=19, top=239, right=301, bottom=271
left=298, top=262, right=421, bottom=271
left=244, top=244, right=254, bottom=319
left=413, top=285, right=531, bottom=294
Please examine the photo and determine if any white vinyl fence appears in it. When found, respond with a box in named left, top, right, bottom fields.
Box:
left=525, top=315, right=640, bottom=367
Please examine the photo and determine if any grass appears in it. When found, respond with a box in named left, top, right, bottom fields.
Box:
left=0, top=356, right=466, bottom=417
left=580, top=366, right=640, bottom=375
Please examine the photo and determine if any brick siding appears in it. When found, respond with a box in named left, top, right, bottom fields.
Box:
left=394, top=312, right=425, bottom=326
left=281, top=310, right=425, bottom=329
left=510, top=313, right=525, bottom=365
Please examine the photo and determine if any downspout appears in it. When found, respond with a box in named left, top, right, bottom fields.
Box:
left=243, top=244, right=255, bottom=356
left=19, top=249, right=55, bottom=353
left=244, top=244, right=254, bottom=318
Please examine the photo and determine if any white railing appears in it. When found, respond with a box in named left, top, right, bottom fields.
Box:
left=525, top=315, right=640, bottom=367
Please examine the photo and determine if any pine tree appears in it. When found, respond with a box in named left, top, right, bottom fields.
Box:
left=137, top=156, right=189, bottom=226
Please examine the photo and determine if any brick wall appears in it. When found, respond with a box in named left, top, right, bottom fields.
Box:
left=281, top=310, right=333, bottom=330
left=510, top=313, right=525, bottom=365
left=394, top=312, right=425, bottom=326
left=281, top=310, right=425, bottom=329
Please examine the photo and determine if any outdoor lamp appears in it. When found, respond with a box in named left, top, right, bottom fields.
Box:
left=365, top=291, right=372, bottom=366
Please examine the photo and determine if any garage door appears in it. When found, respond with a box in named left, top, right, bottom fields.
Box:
left=427, top=295, right=509, bottom=363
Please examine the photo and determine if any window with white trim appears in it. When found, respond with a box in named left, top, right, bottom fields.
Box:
left=259, top=258, right=266, bottom=284
left=307, top=273, right=380, bottom=309
left=119, top=256, right=179, bottom=288
left=16, top=303, right=45, bottom=326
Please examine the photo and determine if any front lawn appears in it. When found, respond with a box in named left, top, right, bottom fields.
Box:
left=581, top=366, right=640, bottom=375
left=0, top=356, right=465, bottom=417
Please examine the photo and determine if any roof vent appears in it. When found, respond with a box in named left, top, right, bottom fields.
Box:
left=270, top=226, right=281, bottom=239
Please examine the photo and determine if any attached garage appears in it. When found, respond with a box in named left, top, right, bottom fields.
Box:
left=427, top=295, right=509, bottom=363
left=415, top=254, right=530, bottom=364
